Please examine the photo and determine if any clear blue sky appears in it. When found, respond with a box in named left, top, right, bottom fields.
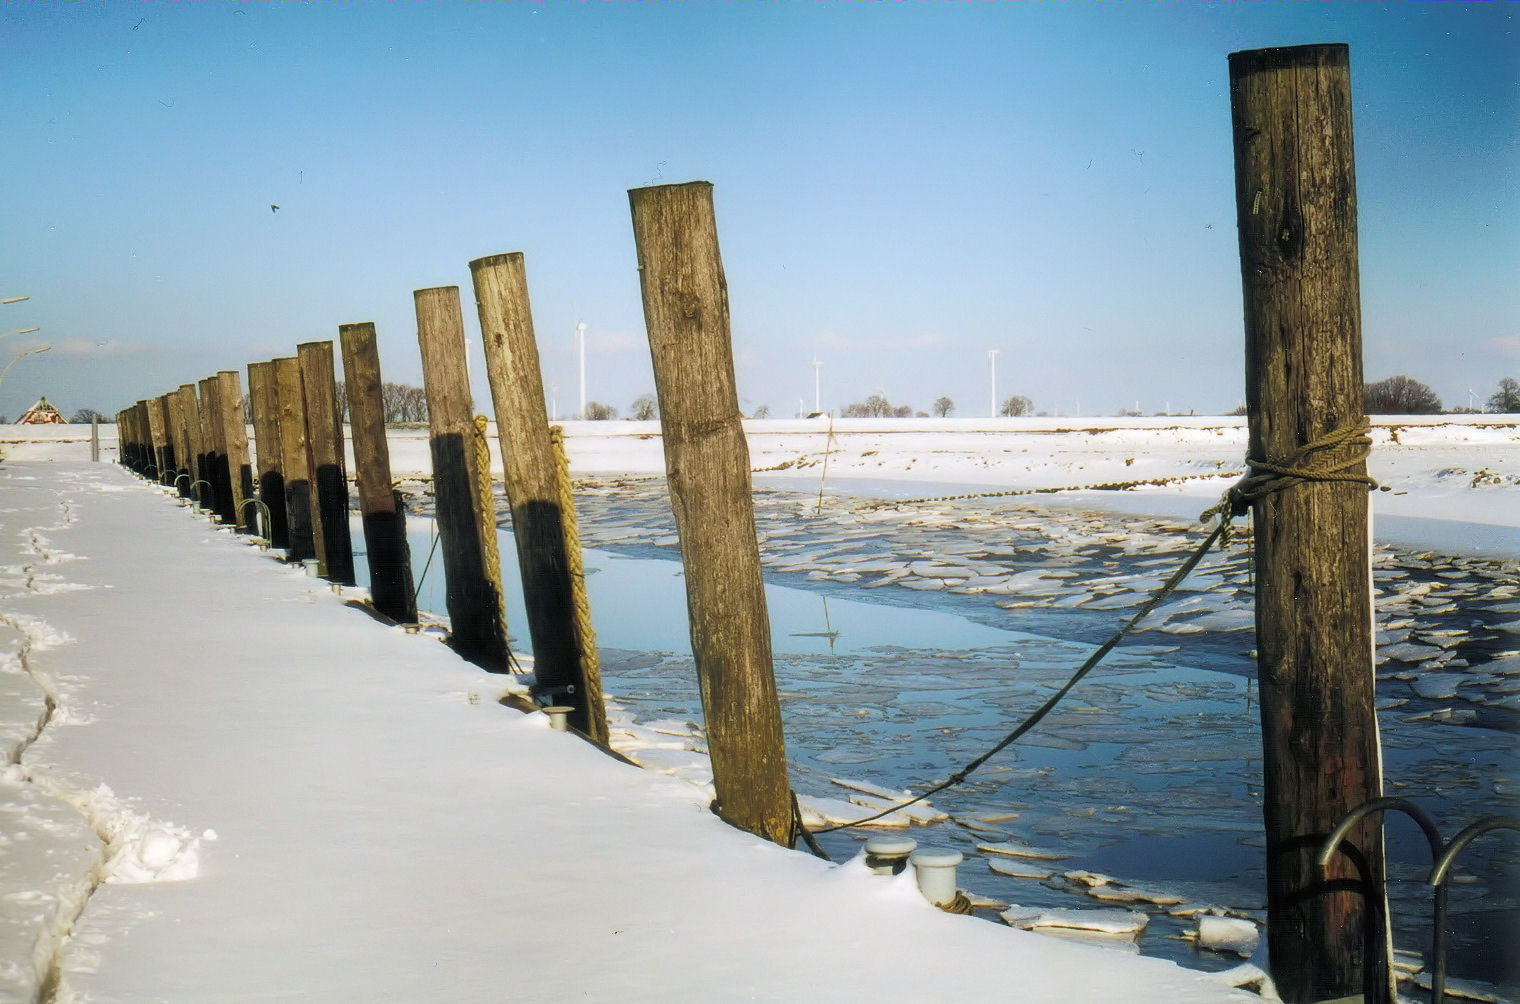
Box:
left=2, top=2, right=1515, bottom=421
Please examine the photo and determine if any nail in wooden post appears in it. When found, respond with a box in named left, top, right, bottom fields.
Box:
left=629, top=181, right=793, bottom=846
left=470, top=253, right=607, bottom=741
left=248, top=361, right=291, bottom=548
left=415, top=285, right=510, bottom=671
left=217, top=370, right=254, bottom=533
left=1230, top=43, right=1391, bottom=1004
left=339, top=322, right=417, bottom=623
left=298, top=341, right=355, bottom=585
left=274, top=356, right=317, bottom=561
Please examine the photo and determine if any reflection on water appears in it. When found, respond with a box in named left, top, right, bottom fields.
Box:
left=353, top=503, right=1518, bottom=993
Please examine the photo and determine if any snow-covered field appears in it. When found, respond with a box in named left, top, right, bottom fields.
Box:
left=1, top=416, right=1515, bottom=1002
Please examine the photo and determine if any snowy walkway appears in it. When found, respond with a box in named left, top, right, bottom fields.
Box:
left=0, top=453, right=1261, bottom=1001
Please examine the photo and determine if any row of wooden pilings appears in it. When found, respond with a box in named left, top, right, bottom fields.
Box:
left=112, top=181, right=794, bottom=848
left=113, top=42, right=1395, bottom=1004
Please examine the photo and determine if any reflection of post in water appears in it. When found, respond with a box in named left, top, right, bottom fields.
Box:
left=415, top=285, right=510, bottom=671
left=789, top=594, right=840, bottom=656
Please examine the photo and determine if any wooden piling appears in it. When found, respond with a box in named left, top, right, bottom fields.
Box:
left=629, top=181, right=793, bottom=846
left=217, top=370, right=255, bottom=533
left=1229, top=43, right=1391, bottom=1004
left=470, top=253, right=607, bottom=740
left=151, top=394, right=177, bottom=485
left=166, top=387, right=190, bottom=493
left=339, top=322, right=417, bottom=623
left=247, top=361, right=291, bottom=548
left=414, top=285, right=510, bottom=671
left=142, top=398, right=167, bottom=480
left=177, top=384, right=204, bottom=500
left=298, top=341, right=356, bottom=585
left=273, top=356, right=317, bottom=561
left=198, top=376, right=230, bottom=521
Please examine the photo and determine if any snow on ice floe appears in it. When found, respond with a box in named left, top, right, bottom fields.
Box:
left=1000, top=905, right=1149, bottom=936
left=1194, top=916, right=1260, bottom=958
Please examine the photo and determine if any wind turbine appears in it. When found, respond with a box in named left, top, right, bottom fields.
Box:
left=576, top=321, right=587, bottom=420
left=988, top=349, right=1000, bottom=417
left=812, top=356, right=822, bottom=415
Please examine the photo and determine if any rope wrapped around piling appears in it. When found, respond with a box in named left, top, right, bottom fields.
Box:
left=550, top=425, right=608, bottom=745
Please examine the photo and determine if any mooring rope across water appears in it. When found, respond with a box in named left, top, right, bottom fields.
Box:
left=805, top=419, right=1378, bottom=838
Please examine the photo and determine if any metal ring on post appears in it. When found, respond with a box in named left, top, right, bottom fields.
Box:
left=239, top=497, right=274, bottom=551
left=1318, top=797, right=1447, bottom=1004
left=190, top=480, right=213, bottom=515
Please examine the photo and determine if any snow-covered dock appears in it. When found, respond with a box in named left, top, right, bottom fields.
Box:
left=0, top=446, right=1262, bottom=1001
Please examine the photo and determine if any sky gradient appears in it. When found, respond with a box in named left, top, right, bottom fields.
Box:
left=3, top=2, right=1515, bottom=421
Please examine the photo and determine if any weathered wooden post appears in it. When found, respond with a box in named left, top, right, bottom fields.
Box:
left=338, top=322, right=417, bottom=623
left=166, top=387, right=189, bottom=492
left=470, top=252, right=607, bottom=741
left=247, top=361, right=291, bottom=549
left=151, top=394, right=176, bottom=482
left=217, top=370, right=254, bottom=533
left=415, top=285, right=511, bottom=671
left=629, top=181, right=793, bottom=846
left=142, top=398, right=167, bottom=479
left=1230, top=44, right=1391, bottom=1004
left=198, top=376, right=230, bottom=521
left=177, top=383, right=204, bottom=499
left=298, top=341, right=356, bottom=585
left=274, top=356, right=317, bottom=561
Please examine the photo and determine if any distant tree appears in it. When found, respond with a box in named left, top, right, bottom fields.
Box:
left=583, top=401, right=617, bottom=420
left=334, top=380, right=349, bottom=423
left=0, top=414, right=9, bottom=424
left=1487, top=377, right=1520, bottom=414
left=1446, top=406, right=1482, bottom=415
left=1000, top=395, right=1033, bottom=417
left=933, top=396, right=954, bottom=417
left=629, top=393, right=658, bottom=421
left=841, top=394, right=894, bottom=418
left=70, top=408, right=107, bottom=424
left=1364, top=375, right=1441, bottom=414
left=750, top=404, right=771, bottom=419
left=381, top=382, right=429, bottom=423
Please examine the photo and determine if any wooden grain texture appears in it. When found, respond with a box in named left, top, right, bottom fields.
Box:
left=1230, top=43, right=1391, bottom=1004
left=146, top=395, right=170, bottom=481
left=274, top=356, right=316, bottom=561
left=470, top=253, right=606, bottom=740
left=629, top=182, right=793, bottom=846
left=177, top=384, right=204, bottom=497
left=415, top=285, right=510, bottom=671
left=339, top=322, right=417, bottom=624
left=298, top=341, right=355, bottom=585
left=247, top=361, right=291, bottom=549
left=198, top=377, right=232, bottom=522
left=217, top=370, right=255, bottom=534
left=166, top=386, right=191, bottom=494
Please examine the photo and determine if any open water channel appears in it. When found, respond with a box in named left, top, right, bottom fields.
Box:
left=367, top=480, right=1518, bottom=998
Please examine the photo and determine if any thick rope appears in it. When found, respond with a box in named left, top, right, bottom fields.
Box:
left=856, top=470, right=1244, bottom=512
left=811, top=418, right=1379, bottom=836
left=549, top=425, right=609, bottom=745
left=472, top=414, right=515, bottom=670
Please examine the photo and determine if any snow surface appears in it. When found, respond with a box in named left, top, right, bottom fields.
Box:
left=0, top=430, right=1275, bottom=1002
left=1, top=414, right=1514, bottom=1002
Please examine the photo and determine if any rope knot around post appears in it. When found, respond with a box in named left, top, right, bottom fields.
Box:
left=1202, top=418, right=1379, bottom=540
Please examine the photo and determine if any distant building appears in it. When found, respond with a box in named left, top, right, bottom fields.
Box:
left=17, top=397, right=67, bottom=424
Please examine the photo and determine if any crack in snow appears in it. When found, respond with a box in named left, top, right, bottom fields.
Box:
left=3, top=494, right=200, bottom=1003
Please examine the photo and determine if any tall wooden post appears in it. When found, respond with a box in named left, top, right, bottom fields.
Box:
left=177, top=383, right=204, bottom=500
left=274, top=356, right=317, bottom=561
left=152, top=394, right=177, bottom=484
left=470, top=253, right=607, bottom=741
left=1230, top=44, right=1391, bottom=1004
left=166, top=387, right=190, bottom=493
left=217, top=370, right=254, bottom=533
left=198, top=376, right=231, bottom=522
left=145, top=396, right=170, bottom=482
left=629, top=182, right=793, bottom=846
left=298, top=341, right=356, bottom=585
left=248, top=361, right=291, bottom=549
left=339, top=323, right=417, bottom=623
left=414, top=285, right=510, bottom=671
